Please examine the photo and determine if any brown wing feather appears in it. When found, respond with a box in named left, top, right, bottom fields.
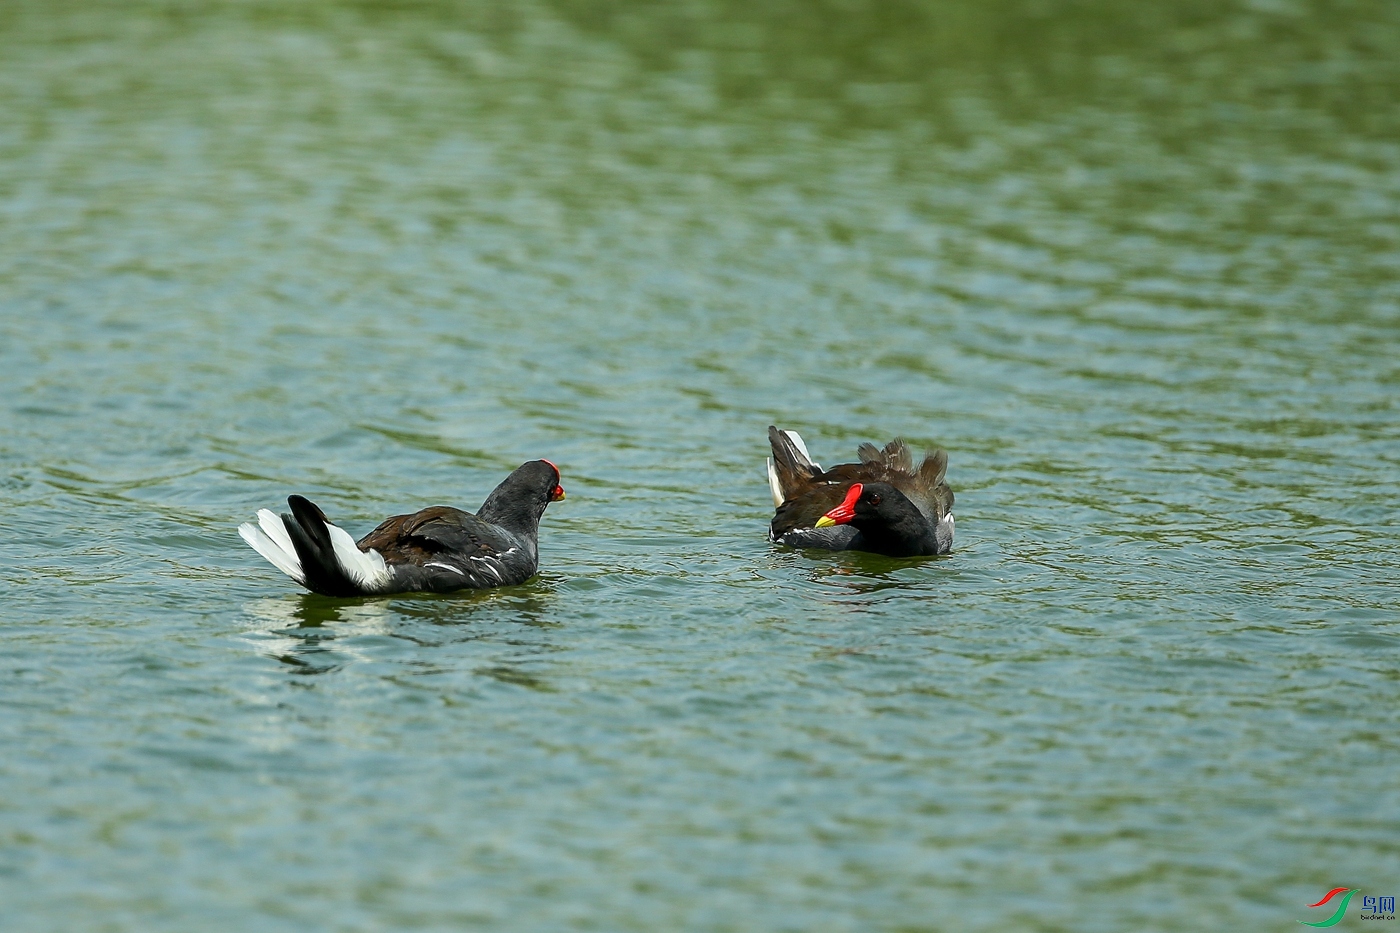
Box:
left=882, top=438, right=915, bottom=473
left=357, top=506, right=466, bottom=563
left=874, top=447, right=951, bottom=521
left=771, top=482, right=853, bottom=536
left=908, top=450, right=952, bottom=518
left=768, top=425, right=823, bottom=502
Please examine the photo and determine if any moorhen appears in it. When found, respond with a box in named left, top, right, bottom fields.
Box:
left=766, top=426, right=954, bottom=557
left=238, top=459, right=565, bottom=596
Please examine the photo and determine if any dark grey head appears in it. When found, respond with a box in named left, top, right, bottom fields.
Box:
left=816, top=481, right=940, bottom=557
left=848, top=482, right=921, bottom=525
left=476, top=460, right=565, bottom=534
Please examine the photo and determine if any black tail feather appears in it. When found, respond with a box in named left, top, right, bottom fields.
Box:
left=768, top=425, right=820, bottom=497
left=281, top=495, right=363, bottom=597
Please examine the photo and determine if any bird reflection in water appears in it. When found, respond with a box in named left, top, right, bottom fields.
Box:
left=246, top=596, right=392, bottom=675
left=804, top=552, right=938, bottom=596
left=241, top=582, right=562, bottom=677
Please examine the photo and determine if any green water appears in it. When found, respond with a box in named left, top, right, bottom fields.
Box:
left=2, top=1, right=1398, bottom=929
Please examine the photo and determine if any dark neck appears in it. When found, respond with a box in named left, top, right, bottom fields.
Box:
left=477, top=484, right=546, bottom=537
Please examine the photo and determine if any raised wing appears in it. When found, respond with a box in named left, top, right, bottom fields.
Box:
left=856, top=437, right=915, bottom=473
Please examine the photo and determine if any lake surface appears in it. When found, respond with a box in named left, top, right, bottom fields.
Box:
left=2, top=1, right=1398, bottom=929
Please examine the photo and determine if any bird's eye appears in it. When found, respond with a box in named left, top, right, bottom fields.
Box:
left=868, top=494, right=882, bottom=505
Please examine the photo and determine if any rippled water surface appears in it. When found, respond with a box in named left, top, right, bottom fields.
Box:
left=2, top=1, right=1398, bottom=929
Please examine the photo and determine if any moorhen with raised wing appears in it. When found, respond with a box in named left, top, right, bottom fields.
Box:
left=766, top=426, right=954, bottom=557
